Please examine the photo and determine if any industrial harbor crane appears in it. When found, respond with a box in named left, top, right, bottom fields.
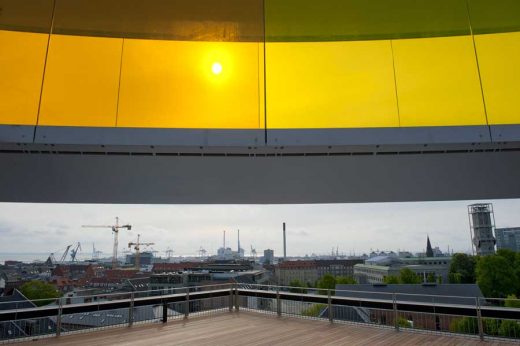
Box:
left=128, top=234, right=154, bottom=269
left=82, top=217, right=132, bottom=269
left=59, top=244, right=72, bottom=263
left=48, top=244, right=72, bottom=265
left=70, top=242, right=82, bottom=262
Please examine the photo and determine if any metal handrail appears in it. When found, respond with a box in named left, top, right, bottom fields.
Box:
left=1, top=285, right=520, bottom=343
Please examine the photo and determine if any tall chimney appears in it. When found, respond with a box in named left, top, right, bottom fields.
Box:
left=283, top=222, right=287, bottom=259
left=223, top=230, right=226, bottom=249
left=237, top=229, right=240, bottom=254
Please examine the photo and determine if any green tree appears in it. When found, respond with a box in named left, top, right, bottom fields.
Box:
left=301, top=304, right=326, bottom=317
left=397, top=317, right=412, bottom=328
left=19, top=280, right=61, bottom=306
left=476, top=255, right=516, bottom=298
left=448, top=253, right=476, bottom=284
left=335, top=276, right=357, bottom=285
left=317, top=274, right=336, bottom=295
left=497, top=249, right=516, bottom=266
left=449, top=317, right=478, bottom=334
left=288, top=279, right=307, bottom=293
left=498, top=320, right=520, bottom=338
left=426, top=272, right=436, bottom=283
left=483, top=318, right=500, bottom=336
left=399, top=268, right=422, bottom=284
left=505, top=294, right=520, bottom=308
left=384, top=275, right=400, bottom=284
left=513, top=252, right=520, bottom=296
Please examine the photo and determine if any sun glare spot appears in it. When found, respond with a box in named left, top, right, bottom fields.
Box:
left=212, top=62, right=223, bottom=75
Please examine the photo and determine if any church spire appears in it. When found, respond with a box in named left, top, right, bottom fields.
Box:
left=426, top=235, right=434, bottom=257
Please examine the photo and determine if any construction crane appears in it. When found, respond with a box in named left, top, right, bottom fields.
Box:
left=165, top=248, right=173, bottom=260
left=59, top=244, right=72, bottom=263
left=198, top=246, right=207, bottom=258
left=128, top=234, right=154, bottom=269
left=70, top=242, right=82, bottom=262
left=47, top=253, right=57, bottom=265
left=82, top=217, right=132, bottom=269
left=91, top=243, right=102, bottom=260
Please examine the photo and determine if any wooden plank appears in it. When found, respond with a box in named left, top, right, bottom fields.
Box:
left=19, top=311, right=516, bottom=346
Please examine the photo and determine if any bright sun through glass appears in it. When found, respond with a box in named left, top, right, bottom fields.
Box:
left=211, top=62, right=222, bottom=75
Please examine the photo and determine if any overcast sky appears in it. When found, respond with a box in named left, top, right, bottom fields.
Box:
left=0, top=199, right=519, bottom=258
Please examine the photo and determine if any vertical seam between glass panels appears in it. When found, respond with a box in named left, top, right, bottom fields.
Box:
left=115, top=38, right=125, bottom=127
left=465, top=0, right=492, bottom=139
left=34, top=0, right=57, bottom=142
left=390, top=40, right=401, bottom=128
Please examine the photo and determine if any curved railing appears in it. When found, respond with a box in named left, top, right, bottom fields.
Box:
left=1, top=283, right=520, bottom=343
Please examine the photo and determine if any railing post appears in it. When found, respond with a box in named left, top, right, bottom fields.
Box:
left=128, top=292, right=134, bottom=327
left=328, top=290, right=333, bottom=323
left=229, top=284, right=234, bottom=312
left=56, top=298, right=62, bottom=337
left=162, top=300, right=167, bottom=323
left=234, top=283, right=239, bottom=312
left=185, top=287, right=190, bottom=319
left=276, top=288, right=281, bottom=317
left=476, top=297, right=484, bottom=341
left=393, top=293, right=399, bottom=332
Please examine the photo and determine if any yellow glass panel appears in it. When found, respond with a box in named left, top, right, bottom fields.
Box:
left=118, top=39, right=261, bottom=129
left=0, top=30, right=47, bottom=125
left=39, top=34, right=122, bottom=127
left=475, top=32, right=520, bottom=125
left=392, top=36, right=486, bottom=127
left=266, top=41, right=398, bottom=129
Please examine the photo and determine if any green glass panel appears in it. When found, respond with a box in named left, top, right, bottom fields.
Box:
left=266, top=0, right=471, bottom=42
left=52, top=0, right=264, bottom=42
left=468, top=0, right=520, bottom=34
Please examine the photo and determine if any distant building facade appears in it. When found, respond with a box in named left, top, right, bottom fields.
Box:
left=495, top=227, right=520, bottom=252
left=125, top=252, right=154, bottom=266
left=263, top=249, right=274, bottom=264
left=315, top=259, right=363, bottom=278
left=275, top=259, right=361, bottom=286
left=150, top=272, right=212, bottom=291
left=354, top=256, right=451, bottom=284
left=275, top=260, right=318, bottom=286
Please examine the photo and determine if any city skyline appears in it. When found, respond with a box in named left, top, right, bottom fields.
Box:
left=1, top=199, right=519, bottom=258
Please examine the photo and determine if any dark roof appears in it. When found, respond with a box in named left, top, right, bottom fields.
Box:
left=0, top=290, right=56, bottom=340
left=335, top=284, right=484, bottom=305
left=57, top=306, right=181, bottom=327
left=124, top=277, right=151, bottom=291
left=315, top=259, right=364, bottom=266
left=0, top=289, right=35, bottom=310
left=320, top=305, right=369, bottom=323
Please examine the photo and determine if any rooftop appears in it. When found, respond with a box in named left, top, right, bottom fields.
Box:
left=336, top=284, right=485, bottom=305
left=18, top=311, right=512, bottom=346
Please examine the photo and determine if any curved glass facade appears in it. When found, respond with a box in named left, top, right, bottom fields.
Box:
left=0, top=0, right=519, bottom=137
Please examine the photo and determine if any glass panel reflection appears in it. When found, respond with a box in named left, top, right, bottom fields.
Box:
left=39, top=35, right=123, bottom=127
left=392, top=36, right=485, bottom=127
left=0, top=30, right=48, bottom=125
left=118, top=39, right=263, bottom=129
left=266, top=40, right=398, bottom=129
left=475, top=32, right=520, bottom=125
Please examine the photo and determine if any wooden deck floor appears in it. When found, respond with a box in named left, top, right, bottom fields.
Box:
left=22, top=311, right=515, bottom=346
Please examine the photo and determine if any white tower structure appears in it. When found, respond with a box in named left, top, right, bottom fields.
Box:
left=468, top=203, right=496, bottom=256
